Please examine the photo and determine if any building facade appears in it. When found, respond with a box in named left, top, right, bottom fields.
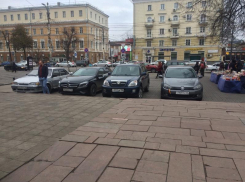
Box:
left=132, top=0, right=221, bottom=63
left=0, top=2, right=109, bottom=63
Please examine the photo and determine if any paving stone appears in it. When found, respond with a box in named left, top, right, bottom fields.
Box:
left=66, top=143, right=97, bottom=157
left=1, top=161, right=51, bottom=182
left=182, top=123, right=211, bottom=130
left=234, top=159, right=245, bottom=181
left=95, top=138, right=120, bottom=145
left=159, top=144, right=176, bottom=152
left=84, top=136, right=98, bottom=143
left=191, top=129, right=206, bottom=137
left=192, top=155, right=206, bottom=181
left=222, top=132, right=241, bottom=140
left=200, top=148, right=245, bottom=159
left=34, top=141, right=76, bottom=162
left=16, top=142, right=37, bottom=150
left=120, top=125, right=149, bottom=132
left=139, top=121, right=153, bottom=126
left=0, top=171, right=8, bottom=179
left=1, top=148, right=26, bottom=159
left=83, top=122, right=122, bottom=130
left=118, top=140, right=145, bottom=148
left=1, top=140, right=23, bottom=148
left=239, top=133, right=245, bottom=140
left=60, top=134, right=89, bottom=143
left=74, top=146, right=119, bottom=181
left=91, top=117, right=111, bottom=123
left=206, top=143, right=226, bottom=150
left=0, top=159, right=24, bottom=173
left=76, top=126, right=119, bottom=134
left=149, top=126, right=190, bottom=136
left=226, top=145, right=245, bottom=152
left=116, top=147, right=144, bottom=159
left=98, top=167, right=134, bottom=182
left=206, top=178, right=242, bottom=182
left=109, top=118, right=127, bottom=124
left=206, top=167, right=241, bottom=181
left=212, top=125, right=245, bottom=134
left=142, top=150, right=169, bottom=163
left=156, top=133, right=202, bottom=142
left=125, top=120, right=141, bottom=125
left=147, top=137, right=181, bottom=145
left=109, top=157, right=138, bottom=169
left=31, top=165, right=73, bottom=182
left=152, top=120, right=180, bottom=128
left=182, top=140, right=206, bottom=147
left=176, top=145, right=199, bottom=154
left=132, top=171, right=166, bottom=182
left=162, top=111, right=179, bottom=117
left=106, top=133, right=116, bottom=138
left=136, top=160, right=168, bottom=174
left=70, top=130, right=108, bottom=137
left=144, top=142, right=160, bottom=150
left=127, top=115, right=158, bottom=121
left=203, top=156, right=236, bottom=169
left=206, top=131, right=224, bottom=139
left=99, top=113, right=128, bottom=118
left=203, top=137, right=245, bottom=146
left=167, top=153, right=192, bottom=182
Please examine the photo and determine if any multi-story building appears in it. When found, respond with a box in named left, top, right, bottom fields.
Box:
left=132, top=0, right=221, bottom=63
left=0, top=2, right=109, bottom=63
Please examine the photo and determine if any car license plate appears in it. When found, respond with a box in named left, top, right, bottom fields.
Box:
left=112, top=89, right=124, bottom=93
left=176, top=92, right=189, bottom=95
left=63, top=88, right=73, bottom=92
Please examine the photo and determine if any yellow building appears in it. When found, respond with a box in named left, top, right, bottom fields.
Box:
left=132, top=0, right=221, bottom=63
left=0, top=2, right=109, bottom=63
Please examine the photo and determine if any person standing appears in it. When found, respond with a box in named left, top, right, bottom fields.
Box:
left=156, top=61, right=163, bottom=79
left=38, top=60, right=50, bottom=94
left=200, top=58, right=206, bottom=77
left=12, top=61, right=16, bottom=73
left=230, top=59, right=237, bottom=73
left=194, top=62, right=200, bottom=75
left=237, top=60, right=243, bottom=72
left=219, top=61, right=225, bottom=71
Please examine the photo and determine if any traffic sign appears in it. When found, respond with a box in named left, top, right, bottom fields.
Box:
left=147, top=50, right=150, bottom=53
left=11, top=52, right=15, bottom=56
left=121, top=48, right=126, bottom=53
left=84, top=48, right=89, bottom=53
left=74, top=51, right=77, bottom=58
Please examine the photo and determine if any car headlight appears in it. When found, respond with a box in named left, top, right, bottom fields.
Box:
left=58, top=81, right=61, bottom=87
left=12, top=82, right=18, bottom=85
left=79, top=81, right=89, bottom=88
left=103, top=80, right=110, bottom=87
left=194, top=84, right=202, bottom=90
left=163, top=84, right=171, bottom=89
left=128, top=80, right=138, bottom=87
left=29, top=82, right=40, bottom=85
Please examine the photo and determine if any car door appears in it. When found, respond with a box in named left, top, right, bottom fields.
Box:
left=140, top=66, right=148, bottom=89
left=50, top=69, right=61, bottom=88
left=96, top=68, right=105, bottom=90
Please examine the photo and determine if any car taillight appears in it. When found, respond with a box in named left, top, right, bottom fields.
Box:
left=108, top=62, right=111, bottom=64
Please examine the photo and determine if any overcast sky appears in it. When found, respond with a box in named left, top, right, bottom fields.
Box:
left=1, top=0, right=133, bottom=41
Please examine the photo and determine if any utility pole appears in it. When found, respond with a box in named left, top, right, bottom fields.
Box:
left=42, top=2, right=52, bottom=61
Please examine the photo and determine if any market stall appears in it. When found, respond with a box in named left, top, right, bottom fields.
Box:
left=210, top=72, right=222, bottom=84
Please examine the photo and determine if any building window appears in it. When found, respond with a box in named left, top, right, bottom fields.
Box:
left=79, top=10, right=83, bottom=17
left=63, top=27, right=67, bottom=32
left=173, top=28, right=178, bottom=35
left=174, top=3, right=179, bottom=9
left=91, top=28, right=93, bottom=34
left=55, top=28, right=59, bottom=34
left=160, top=16, right=164, bottom=22
left=160, top=29, right=164, bottom=35
left=173, top=15, right=178, bottom=21
left=147, top=41, right=151, bottom=47
left=71, top=11, right=74, bottom=17
left=147, top=17, right=152, bottom=23
left=32, top=13, right=35, bottom=20
left=25, top=14, right=28, bottom=20
left=63, top=11, right=66, bottom=18
left=159, top=40, right=164, bottom=47
left=172, top=40, right=177, bottom=46
left=95, top=14, right=97, bottom=20
left=186, top=39, right=191, bottom=46
left=99, top=16, right=101, bottom=22
left=11, top=15, right=14, bottom=21
left=187, top=14, right=192, bottom=21
left=39, top=13, right=43, bottom=19
left=90, top=12, right=92, bottom=18
left=33, top=29, right=36, bottom=35
left=91, top=41, right=93, bottom=48
left=102, top=18, right=104, bottom=24
left=184, top=51, right=190, bottom=60
left=186, top=27, right=191, bottom=34
left=55, top=12, right=58, bottom=18
left=56, top=40, right=60, bottom=49
left=4, top=15, right=7, bottom=21
left=0, top=42, right=2, bottom=49
left=148, top=5, right=152, bottom=11
left=171, top=52, right=177, bottom=61
left=17, top=14, right=21, bottom=20
left=41, top=40, right=45, bottom=49
left=33, top=41, right=37, bottom=48
left=80, top=27, right=83, bottom=34
left=200, top=27, right=205, bottom=33
left=80, top=40, right=84, bottom=48
left=40, top=28, right=43, bottom=35
left=201, top=14, right=207, bottom=22
left=199, top=39, right=205, bottom=45
left=96, top=42, right=98, bottom=50
left=187, top=2, right=193, bottom=8
left=202, top=1, right=207, bottom=7
left=147, top=29, right=152, bottom=37
left=161, top=4, right=165, bottom=10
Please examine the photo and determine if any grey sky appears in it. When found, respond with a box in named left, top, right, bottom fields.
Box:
left=1, top=0, right=133, bottom=41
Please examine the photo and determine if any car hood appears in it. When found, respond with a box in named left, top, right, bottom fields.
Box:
left=106, top=76, right=140, bottom=82
left=14, top=76, right=39, bottom=83
left=60, top=76, right=94, bottom=83
left=164, top=78, right=199, bottom=87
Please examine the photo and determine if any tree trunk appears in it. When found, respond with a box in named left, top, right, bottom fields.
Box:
left=66, top=48, right=70, bottom=72
left=23, top=48, right=27, bottom=60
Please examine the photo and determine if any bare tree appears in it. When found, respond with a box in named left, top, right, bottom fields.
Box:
left=0, top=30, right=12, bottom=62
left=60, top=27, right=78, bottom=69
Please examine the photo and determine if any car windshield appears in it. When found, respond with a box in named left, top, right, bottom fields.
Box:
left=112, top=66, right=140, bottom=76
left=73, top=68, right=97, bottom=76
left=165, top=68, right=197, bottom=78
left=27, top=69, right=52, bottom=76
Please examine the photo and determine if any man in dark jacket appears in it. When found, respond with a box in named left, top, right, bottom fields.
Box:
left=12, top=61, right=16, bottom=73
left=38, top=60, right=50, bottom=94
left=237, top=60, right=243, bottom=72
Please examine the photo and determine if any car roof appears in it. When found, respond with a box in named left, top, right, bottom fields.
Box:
left=167, top=65, right=193, bottom=68
left=116, top=64, right=140, bottom=67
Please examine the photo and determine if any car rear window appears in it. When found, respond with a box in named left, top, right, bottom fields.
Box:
left=165, top=68, right=196, bottom=78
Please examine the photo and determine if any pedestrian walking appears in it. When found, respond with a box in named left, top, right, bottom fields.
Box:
left=237, top=60, right=243, bottom=72
left=193, top=62, right=200, bottom=75
left=12, top=61, right=16, bottom=73
left=219, top=61, right=225, bottom=71
left=38, top=60, right=50, bottom=94
left=156, top=61, right=163, bottom=79
left=200, top=58, right=206, bottom=77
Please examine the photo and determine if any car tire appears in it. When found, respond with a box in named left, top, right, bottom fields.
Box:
left=89, top=84, right=97, bottom=96
left=151, top=69, right=156, bottom=73
left=136, top=87, right=143, bottom=98
left=102, top=93, right=111, bottom=97
left=197, top=97, right=203, bottom=101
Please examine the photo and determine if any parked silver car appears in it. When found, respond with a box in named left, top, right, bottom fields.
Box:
left=94, top=60, right=112, bottom=67
left=206, top=62, right=220, bottom=72
left=11, top=67, right=70, bottom=93
left=55, top=61, right=76, bottom=67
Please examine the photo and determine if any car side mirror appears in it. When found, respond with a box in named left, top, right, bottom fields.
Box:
left=141, top=72, right=147, bottom=76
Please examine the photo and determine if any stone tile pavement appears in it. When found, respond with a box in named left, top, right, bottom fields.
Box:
left=2, top=98, right=245, bottom=182
left=0, top=93, right=121, bottom=179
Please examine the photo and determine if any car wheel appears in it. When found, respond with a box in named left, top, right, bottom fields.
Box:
left=145, top=82, right=150, bottom=92
left=151, top=68, right=156, bottom=73
left=197, top=97, right=203, bottom=101
left=136, top=87, right=143, bottom=98
left=102, top=93, right=111, bottom=97
left=89, top=84, right=97, bottom=96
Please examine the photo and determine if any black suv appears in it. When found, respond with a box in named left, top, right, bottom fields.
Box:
left=59, top=67, right=111, bottom=96
left=102, top=64, right=150, bottom=98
